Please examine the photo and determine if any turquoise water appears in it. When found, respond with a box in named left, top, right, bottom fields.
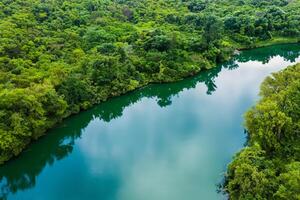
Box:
left=1, top=44, right=300, bottom=200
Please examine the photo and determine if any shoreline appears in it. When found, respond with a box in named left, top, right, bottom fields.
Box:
left=1, top=41, right=300, bottom=165
left=237, top=37, right=300, bottom=50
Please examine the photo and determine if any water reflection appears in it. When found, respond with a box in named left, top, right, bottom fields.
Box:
left=235, top=44, right=300, bottom=63
left=0, top=44, right=300, bottom=200
left=0, top=66, right=222, bottom=199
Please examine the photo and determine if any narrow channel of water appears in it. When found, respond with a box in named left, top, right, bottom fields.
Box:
left=1, top=44, right=300, bottom=200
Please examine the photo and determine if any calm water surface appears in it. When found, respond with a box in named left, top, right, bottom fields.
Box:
left=1, top=44, right=300, bottom=200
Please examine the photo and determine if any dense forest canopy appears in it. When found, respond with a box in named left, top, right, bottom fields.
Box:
left=0, top=0, right=300, bottom=165
left=222, top=63, right=300, bottom=199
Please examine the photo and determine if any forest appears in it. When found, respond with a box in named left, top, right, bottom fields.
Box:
left=0, top=0, right=300, bottom=197
left=223, top=63, right=300, bottom=199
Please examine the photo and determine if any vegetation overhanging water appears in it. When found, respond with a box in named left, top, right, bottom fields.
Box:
left=0, top=44, right=300, bottom=200
left=1, top=0, right=300, bottom=165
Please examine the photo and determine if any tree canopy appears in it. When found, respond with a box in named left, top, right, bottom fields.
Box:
left=222, top=63, right=300, bottom=200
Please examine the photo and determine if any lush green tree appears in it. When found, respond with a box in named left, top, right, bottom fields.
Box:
left=223, top=64, right=300, bottom=199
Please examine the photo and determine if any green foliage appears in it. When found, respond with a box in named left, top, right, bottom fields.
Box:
left=187, top=0, right=207, bottom=12
left=0, top=0, right=300, bottom=164
left=223, top=64, right=300, bottom=199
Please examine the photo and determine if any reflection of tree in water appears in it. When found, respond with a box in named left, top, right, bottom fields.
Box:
left=234, top=44, right=300, bottom=64
left=223, top=60, right=239, bottom=70
left=0, top=64, right=222, bottom=200
left=1, top=44, right=300, bottom=199
left=0, top=115, right=87, bottom=200
left=92, top=64, right=221, bottom=122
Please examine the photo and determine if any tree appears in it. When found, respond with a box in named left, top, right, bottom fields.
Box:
left=202, top=15, right=223, bottom=47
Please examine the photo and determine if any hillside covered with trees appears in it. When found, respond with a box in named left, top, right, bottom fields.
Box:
left=1, top=0, right=300, bottom=165
left=222, top=63, right=300, bottom=199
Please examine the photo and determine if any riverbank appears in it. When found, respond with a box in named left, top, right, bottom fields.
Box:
left=2, top=0, right=300, bottom=165
left=222, top=63, right=300, bottom=199
left=2, top=44, right=300, bottom=200
left=1, top=42, right=300, bottom=165
left=233, top=37, right=300, bottom=50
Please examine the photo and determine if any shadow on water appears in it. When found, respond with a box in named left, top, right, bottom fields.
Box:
left=0, top=44, right=300, bottom=199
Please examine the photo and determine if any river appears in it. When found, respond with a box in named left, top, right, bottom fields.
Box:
left=1, top=44, right=300, bottom=200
